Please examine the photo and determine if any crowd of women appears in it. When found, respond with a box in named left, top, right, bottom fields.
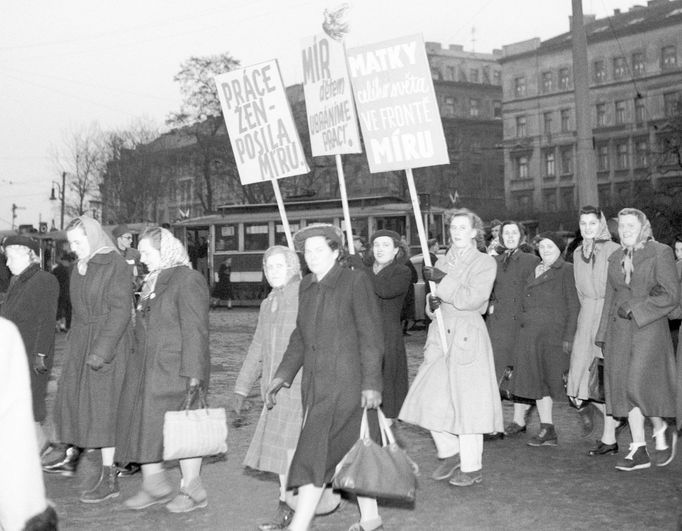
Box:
left=1, top=204, right=681, bottom=531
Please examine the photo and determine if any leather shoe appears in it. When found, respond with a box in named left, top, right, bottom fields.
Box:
left=116, top=462, right=141, bottom=478
left=504, top=422, right=527, bottom=436
left=483, top=432, right=505, bottom=441
left=43, top=445, right=81, bottom=476
left=431, top=454, right=461, bottom=480
left=587, top=440, right=618, bottom=456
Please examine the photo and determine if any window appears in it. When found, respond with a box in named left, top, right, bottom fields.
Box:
left=168, top=180, right=177, bottom=203
left=613, top=57, right=627, bottom=79
left=515, top=115, right=527, bottom=137
left=179, top=179, right=192, bottom=206
left=632, top=52, right=645, bottom=76
left=616, top=142, right=629, bottom=170
left=560, top=109, right=570, bottom=132
left=215, top=224, right=238, bottom=251
left=597, top=145, right=609, bottom=171
left=635, top=139, right=648, bottom=167
left=275, top=222, right=299, bottom=246
left=664, top=92, right=681, bottom=117
left=513, top=193, right=533, bottom=212
left=514, top=76, right=526, bottom=97
left=560, top=147, right=573, bottom=174
left=431, top=67, right=442, bottom=80
left=470, top=68, right=479, bottom=83
left=560, top=188, right=574, bottom=211
left=661, top=45, right=677, bottom=69
left=559, top=68, right=570, bottom=90
left=469, top=98, right=480, bottom=117
left=514, top=155, right=529, bottom=179
left=447, top=66, right=456, bottom=81
left=615, top=100, right=627, bottom=124
left=544, top=150, right=556, bottom=177
left=443, top=96, right=456, bottom=117
left=634, top=97, right=646, bottom=122
left=542, top=71, right=553, bottom=93
left=543, top=112, right=553, bottom=134
left=493, top=70, right=502, bottom=85
left=493, top=100, right=502, bottom=119
left=596, top=103, right=607, bottom=127
left=598, top=185, right=611, bottom=207
left=543, top=190, right=557, bottom=211
left=244, top=223, right=269, bottom=251
left=593, top=60, right=607, bottom=83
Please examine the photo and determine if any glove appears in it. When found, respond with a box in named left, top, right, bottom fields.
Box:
left=86, top=354, right=105, bottom=370
left=34, top=354, right=48, bottom=374
left=347, top=254, right=365, bottom=270
left=427, top=294, right=442, bottom=313
left=423, top=266, right=447, bottom=283
left=616, top=305, right=632, bottom=320
left=361, top=389, right=382, bottom=409
left=265, top=377, right=289, bottom=410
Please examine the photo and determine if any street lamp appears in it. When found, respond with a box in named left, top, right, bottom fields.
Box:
left=50, top=171, right=66, bottom=230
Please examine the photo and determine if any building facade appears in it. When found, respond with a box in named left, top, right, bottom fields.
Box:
left=500, top=0, right=682, bottom=226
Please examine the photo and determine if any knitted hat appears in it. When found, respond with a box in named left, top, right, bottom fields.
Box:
left=537, top=231, right=566, bottom=253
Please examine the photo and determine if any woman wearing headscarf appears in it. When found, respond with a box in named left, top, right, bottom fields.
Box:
left=115, top=227, right=210, bottom=512
left=265, top=224, right=384, bottom=531
left=49, top=216, right=133, bottom=503
left=400, top=209, right=503, bottom=487
left=0, top=236, right=59, bottom=453
left=565, top=206, right=621, bottom=453
left=596, top=208, right=680, bottom=471
left=510, top=232, right=579, bottom=447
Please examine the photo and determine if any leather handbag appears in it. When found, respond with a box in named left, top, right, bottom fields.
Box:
left=332, top=408, right=419, bottom=502
left=498, top=365, right=514, bottom=401
left=587, top=357, right=605, bottom=403
left=163, top=388, right=228, bottom=461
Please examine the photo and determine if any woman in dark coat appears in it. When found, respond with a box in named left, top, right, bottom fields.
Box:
left=0, top=236, right=59, bottom=451
left=266, top=224, right=384, bottom=531
left=595, top=208, right=679, bottom=471
left=210, top=256, right=233, bottom=309
left=116, top=227, right=210, bottom=513
left=51, top=215, right=133, bottom=503
left=511, top=232, right=579, bottom=447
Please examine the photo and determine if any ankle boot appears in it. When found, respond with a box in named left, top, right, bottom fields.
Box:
left=43, top=445, right=81, bottom=476
left=124, top=470, right=173, bottom=510
left=166, top=477, right=208, bottom=513
left=80, top=465, right=120, bottom=503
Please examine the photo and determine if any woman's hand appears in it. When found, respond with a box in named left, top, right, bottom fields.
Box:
left=232, top=393, right=245, bottom=414
left=562, top=340, right=573, bottom=355
left=361, top=389, right=382, bottom=409
left=86, top=354, right=105, bottom=370
left=187, top=377, right=201, bottom=390
left=423, top=266, right=447, bottom=284
left=265, top=377, right=289, bottom=409
left=34, top=353, right=48, bottom=374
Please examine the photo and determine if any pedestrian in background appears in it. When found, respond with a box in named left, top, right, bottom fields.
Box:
left=211, top=256, right=233, bottom=309
left=565, top=206, right=621, bottom=454
left=116, top=227, right=210, bottom=513
left=510, top=232, right=579, bottom=447
left=400, top=209, right=502, bottom=487
left=266, top=224, right=384, bottom=531
left=45, top=216, right=133, bottom=504
left=112, top=224, right=143, bottom=291
left=0, top=236, right=59, bottom=454
left=596, top=208, right=680, bottom=471
left=52, top=252, right=74, bottom=332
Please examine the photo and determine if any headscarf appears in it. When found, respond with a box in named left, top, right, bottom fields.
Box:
left=580, top=211, right=612, bottom=264
left=72, top=215, right=116, bottom=275
left=263, top=246, right=301, bottom=313
left=496, top=221, right=526, bottom=271
left=618, top=208, right=654, bottom=285
left=139, top=228, right=191, bottom=301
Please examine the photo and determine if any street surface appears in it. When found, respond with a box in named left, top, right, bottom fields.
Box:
left=42, top=308, right=682, bottom=530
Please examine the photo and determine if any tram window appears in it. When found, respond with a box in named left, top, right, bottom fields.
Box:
left=276, top=223, right=299, bottom=246
left=215, top=224, right=238, bottom=251
left=347, top=217, right=368, bottom=240
left=375, top=217, right=406, bottom=240
left=305, top=218, right=334, bottom=225
left=244, top=223, right=269, bottom=251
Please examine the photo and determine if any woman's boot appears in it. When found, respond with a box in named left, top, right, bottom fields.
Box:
left=124, top=470, right=173, bottom=510
left=80, top=465, right=119, bottom=503
left=166, top=477, right=208, bottom=513
left=42, top=445, right=81, bottom=477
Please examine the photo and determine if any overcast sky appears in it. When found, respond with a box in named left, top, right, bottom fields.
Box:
left=0, top=0, right=641, bottom=230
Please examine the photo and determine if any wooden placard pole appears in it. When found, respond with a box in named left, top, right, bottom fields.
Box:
left=271, top=177, right=294, bottom=250
left=405, top=167, right=449, bottom=350
left=335, top=154, right=354, bottom=254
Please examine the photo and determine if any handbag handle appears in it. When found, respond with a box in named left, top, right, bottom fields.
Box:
left=359, top=408, right=395, bottom=447
left=180, top=386, right=208, bottom=411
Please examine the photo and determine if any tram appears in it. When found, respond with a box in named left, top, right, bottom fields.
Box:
left=172, top=195, right=448, bottom=304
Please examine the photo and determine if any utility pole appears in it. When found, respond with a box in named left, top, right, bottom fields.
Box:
left=11, top=203, right=25, bottom=230
left=571, top=0, right=599, bottom=207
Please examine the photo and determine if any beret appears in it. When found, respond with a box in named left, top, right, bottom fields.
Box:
left=3, top=235, right=40, bottom=255
left=112, top=224, right=131, bottom=238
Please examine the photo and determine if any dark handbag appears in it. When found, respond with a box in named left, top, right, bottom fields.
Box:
left=332, top=408, right=419, bottom=502
left=498, top=365, right=514, bottom=401
left=587, top=357, right=605, bottom=403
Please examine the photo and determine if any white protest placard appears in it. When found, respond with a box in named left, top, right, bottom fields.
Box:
left=346, top=34, right=449, bottom=173
left=301, top=33, right=361, bottom=156
left=215, top=60, right=310, bottom=185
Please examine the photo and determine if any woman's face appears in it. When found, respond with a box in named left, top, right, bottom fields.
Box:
left=138, top=238, right=161, bottom=271
left=67, top=227, right=91, bottom=260
left=538, top=239, right=561, bottom=265
left=579, top=213, right=601, bottom=240
left=449, top=215, right=476, bottom=249
left=372, top=236, right=398, bottom=266
left=501, top=224, right=521, bottom=250
left=675, top=241, right=682, bottom=261
left=265, top=253, right=289, bottom=288
left=618, top=214, right=643, bottom=248
left=4, top=246, right=31, bottom=276
left=304, top=235, right=338, bottom=277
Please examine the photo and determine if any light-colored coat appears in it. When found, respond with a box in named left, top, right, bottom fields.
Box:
left=399, top=246, right=503, bottom=435
left=566, top=241, right=620, bottom=399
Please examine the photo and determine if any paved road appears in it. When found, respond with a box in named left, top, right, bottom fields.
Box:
left=42, top=308, right=682, bottom=530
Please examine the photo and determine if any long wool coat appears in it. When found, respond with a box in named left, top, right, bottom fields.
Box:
left=116, top=266, right=210, bottom=464
left=595, top=241, right=679, bottom=418
left=0, top=264, right=59, bottom=422
left=234, top=278, right=302, bottom=475
left=53, top=252, right=132, bottom=448
left=486, top=250, right=539, bottom=381
left=399, top=246, right=503, bottom=435
left=671, top=275, right=682, bottom=429
left=566, top=241, right=620, bottom=399
left=274, top=263, right=383, bottom=488
left=511, top=257, right=579, bottom=400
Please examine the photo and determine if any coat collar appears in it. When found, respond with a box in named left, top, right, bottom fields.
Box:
left=301, top=261, right=343, bottom=291
left=13, top=262, right=40, bottom=284
left=526, top=256, right=566, bottom=287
